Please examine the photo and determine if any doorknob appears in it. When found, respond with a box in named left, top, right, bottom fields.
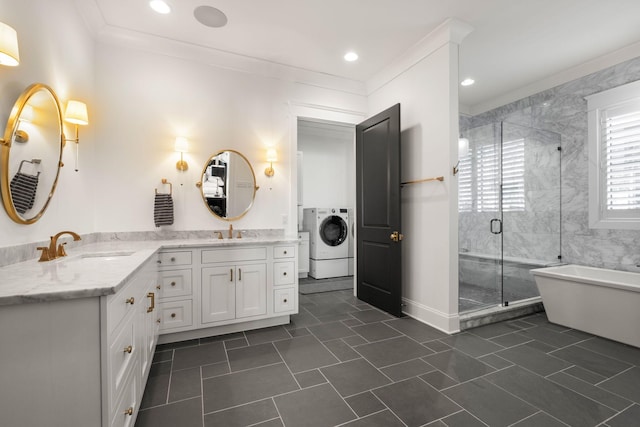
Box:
left=390, top=231, right=404, bottom=242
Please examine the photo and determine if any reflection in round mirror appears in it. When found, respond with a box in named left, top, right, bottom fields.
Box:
left=0, top=83, right=64, bottom=224
left=198, top=150, right=258, bottom=220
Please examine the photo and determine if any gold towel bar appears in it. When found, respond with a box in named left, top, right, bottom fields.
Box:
left=401, top=176, right=444, bottom=186
left=155, top=178, right=172, bottom=195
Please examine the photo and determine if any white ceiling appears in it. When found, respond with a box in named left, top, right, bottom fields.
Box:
left=76, top=0, right=640, bottom=114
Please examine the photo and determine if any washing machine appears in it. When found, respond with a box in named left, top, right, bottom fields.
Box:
left=303, top=208, right=350, bottom=279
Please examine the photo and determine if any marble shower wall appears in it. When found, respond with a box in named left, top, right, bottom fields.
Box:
left=461, top=56, right=640, bottom=272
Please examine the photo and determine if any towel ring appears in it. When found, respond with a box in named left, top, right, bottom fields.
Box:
left=155, top=178, right=172, bottom=195
left=17, top=159, right=42, bottom=177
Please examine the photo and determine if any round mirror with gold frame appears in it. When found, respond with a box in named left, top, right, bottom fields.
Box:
left=196, top=150, right=259, bottom=221
left=0, top=83, right=64, bottom=224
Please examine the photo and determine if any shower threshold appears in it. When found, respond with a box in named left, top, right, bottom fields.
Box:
left=459, top=296, right=544, bottom=330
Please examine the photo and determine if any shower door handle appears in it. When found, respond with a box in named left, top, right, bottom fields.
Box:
left=490, top=219, right=502, bottom=234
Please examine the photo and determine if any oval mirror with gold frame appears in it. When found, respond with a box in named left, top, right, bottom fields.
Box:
left=0, top=83, right=64, bottom=224
left=196, top=150, right=259, bottom=221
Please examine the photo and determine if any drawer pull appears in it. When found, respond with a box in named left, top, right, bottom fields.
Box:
left=147, top=292, right=155, bottom=313
left=170, top=281, right=176, bottom=287
left=170, top=257, right=176, bottom=262
left=124, top=407, right=133, bottom=416
left=156, top=284, right=161, bottom=290
left=157, top=260, right=162, bottom=264
left=284, top=250, right=287, bottom=254
left=124, top=345, right=133, bottom=354
left=125, top=297, right=135, bottom=305
left=239, top=268, right=242, bottom=281
left=171, top=313, right=176, bottom=318
left=230, top=268, right=233, bottom=282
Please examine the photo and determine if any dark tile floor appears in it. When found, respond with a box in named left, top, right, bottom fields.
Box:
left=135, top=290, right=640, bottom=427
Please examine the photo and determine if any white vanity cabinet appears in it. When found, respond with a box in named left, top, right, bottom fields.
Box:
left=157, top=241, right=298, bottom=344
left=0, top=256, right=160, bottom=427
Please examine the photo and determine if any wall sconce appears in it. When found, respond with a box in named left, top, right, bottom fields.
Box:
left=453, top=136, right=469, bottom=176
left=265, top=148, right=277, bottom=177
left=175, top=137, right=189, bottom=171
left=0, top=21, right=19, bottom=66
left=14, top=105, right=33, bottom=143
left=64, top=100, right=89, bottom=172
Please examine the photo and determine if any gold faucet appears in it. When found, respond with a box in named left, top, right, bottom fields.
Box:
left=38, top=231, right=81, bottom=261
left=228, top=223, right=233, bottom=239
left=215, top=231, right=223, bottom=239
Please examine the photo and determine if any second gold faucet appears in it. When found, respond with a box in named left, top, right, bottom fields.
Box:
left=37, top=231, right=81, bottom=262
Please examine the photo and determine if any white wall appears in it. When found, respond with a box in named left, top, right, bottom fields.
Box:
left=367, top=21, right=467, bottom=333
left=0, top=0, right=95, bottom=247
left=298, top=120, right=355, bottom=211
left=92, top=43, right=367, bottom=235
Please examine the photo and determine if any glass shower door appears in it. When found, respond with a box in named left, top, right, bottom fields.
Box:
left=500, top=122, right=561, bottom=305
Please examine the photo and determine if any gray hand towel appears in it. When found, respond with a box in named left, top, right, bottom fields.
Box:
left=154, top=193, right=174, bottom=227
left=10, top=171, right=39, bottom=214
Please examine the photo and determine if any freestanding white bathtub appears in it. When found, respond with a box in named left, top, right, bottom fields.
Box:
left=531, top=264, right=640, bottom=348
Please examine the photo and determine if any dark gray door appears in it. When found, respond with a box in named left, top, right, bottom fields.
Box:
left=355, top=104, right=402, bottom=316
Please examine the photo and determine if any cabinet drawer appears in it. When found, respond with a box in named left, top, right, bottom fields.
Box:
left=202, top=247, right=267, bottom=264
left=274, top=246, right=295, bottom=259
left=274, top=288, right=296, bottom=313
left=107, top=281, right=140, bottom=336
left=158, top=269, right=192, bottom=299
left=110, top=359, right=139, bottom=427
left=158, top=300, right=193, bottom=331
left=109, top=318, right=137, bottom=407
left=274, top=261, right=295, bottom=286
left=158, top=251, right=192, bottom=267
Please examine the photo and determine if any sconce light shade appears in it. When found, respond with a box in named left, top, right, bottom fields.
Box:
left=0, top=22, right=19, bottom=66
left=265, top=148, right=277, bottom=177
left=64, top=100, right=89, bottom=126
left=458, top=137, right=470, bottom=158
left=175, top=137, right=189, bottom=171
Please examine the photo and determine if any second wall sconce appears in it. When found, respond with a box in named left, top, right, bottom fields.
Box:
left=265, top=148, right=277, bottom=177
left=0, top=21, right=19, bottom=67
left=175, top=137, right=189, bottom=171
left=64, top=100, right=89, bottom=172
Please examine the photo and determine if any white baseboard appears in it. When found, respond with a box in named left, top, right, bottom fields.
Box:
left=402, top=297, right=460, bottom=334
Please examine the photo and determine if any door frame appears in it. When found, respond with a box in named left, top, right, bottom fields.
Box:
left=288, top=102, right=367, bottom=293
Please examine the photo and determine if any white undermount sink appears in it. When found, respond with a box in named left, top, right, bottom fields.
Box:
left=70, top=251, right=135, bottom=261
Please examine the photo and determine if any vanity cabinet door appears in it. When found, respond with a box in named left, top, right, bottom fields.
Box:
left=202, top=266, right=236, bottom=323
left=235, top=263, right=267, bottom=318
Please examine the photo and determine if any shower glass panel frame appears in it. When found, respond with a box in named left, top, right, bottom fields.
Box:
left=458, top=121, right=561, bottom=314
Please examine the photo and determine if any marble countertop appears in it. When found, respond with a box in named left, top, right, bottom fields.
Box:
left=0, top=236, right=298, bottom=307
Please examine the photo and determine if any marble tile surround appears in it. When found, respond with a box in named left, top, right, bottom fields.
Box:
left=461, top=56, right=640, bottom=272
left=0, top=229, right=285, bottom=268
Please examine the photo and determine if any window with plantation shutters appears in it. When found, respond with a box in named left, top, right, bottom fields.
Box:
left=457, top=139, right=525, bottom=213
left=587, top=80, right=640, bottom=229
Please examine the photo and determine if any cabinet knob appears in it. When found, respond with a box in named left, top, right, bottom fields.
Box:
left=125, top=297, right=135, bottom=305
left=170, top=281, right=176, bottom=287
left=124, top=407, right=133, bottom=416
left=283, top=298, right=288, bottom=303
left=171, top=313, right=176, bottom=318
left=170, top=257, right=176, bottom=262
left=283, top=272, right=287, bottom=276
left=123, top=345, right=133, bottom=354
left=157, top=260, right=161, bottom=264
left=156, top=284, right=161, bottom=290
left=157, top=318, right=161, bottom=324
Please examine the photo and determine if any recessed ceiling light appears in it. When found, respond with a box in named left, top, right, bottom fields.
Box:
left=460, top=78, right=475, bottom=87
left=150, top=0, right=171, bottom=14
left=194, top=6, right=228, bottom=28
left=344, top=52, right=359, bottom=62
